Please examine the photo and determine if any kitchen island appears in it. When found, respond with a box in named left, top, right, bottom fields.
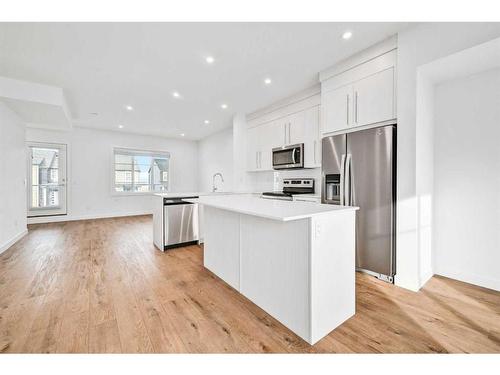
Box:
left=185, top=195, right=358, bottom=345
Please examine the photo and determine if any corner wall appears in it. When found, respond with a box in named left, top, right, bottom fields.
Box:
left=396, top=22, right=500, bottom=290
left=0, top=102, right=27, bottom=253
left=433, top=68, right=500, bottom=291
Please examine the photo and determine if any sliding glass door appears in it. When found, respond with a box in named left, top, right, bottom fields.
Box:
left=27, top=142, right=67, bottom=217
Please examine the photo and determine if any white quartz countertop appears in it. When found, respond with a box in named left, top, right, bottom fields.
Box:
left=185, top=195, right=358, bottom=222
left=154, top=191, right=259, bottom=198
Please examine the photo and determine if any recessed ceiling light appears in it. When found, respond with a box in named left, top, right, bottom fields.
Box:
left=118, top=124, right=124, bottom=129
left=204, top=120, right=210, bottom=125
left=205, top=56, right=215, bottom=64
left=342, top=31, right=353, bottom=40
left=125, top=105, right=134, bottom=111
left=220, top=103, right=228, bottom=109
left=180, top=133, right=185, bottom=137
left=172, top=91, right=180, bottom=98
left=264, top=78, right=272, bottom=85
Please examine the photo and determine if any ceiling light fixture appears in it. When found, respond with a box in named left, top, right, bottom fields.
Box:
left=342, top=31, right=353, bottom=40
left=264, top=78, right=272, bottom=85
left=205, top=56, right=215, bottom=64
left=172, top=91, right=180, bottom=98
left=220, top=103, right=228, bottom=109
left=180, top=133, right=185, bottom=137
left=204, top=120, right=210, bottom=125
left=125, top=105, right=134, bottom=111
left=118, top=125, right=124, bottom=129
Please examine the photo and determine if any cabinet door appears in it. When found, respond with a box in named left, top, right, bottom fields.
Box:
left=267, top=120, right=286, bottom=149
left=246, top=126, right=259, bottom=171
left=303, top=106, right=321, bottom=168
left=273, top=116, right=289, bottom=146
left=321, top=84, right=353, bottom=134
left=288, top=110, right=305, bottom=145
left=260, top=123, right=281, bottom=171
left=352, top=67, right=395, bottom=127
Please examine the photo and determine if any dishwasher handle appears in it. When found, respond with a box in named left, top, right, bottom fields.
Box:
left=163, top=196, right=199, bottom=205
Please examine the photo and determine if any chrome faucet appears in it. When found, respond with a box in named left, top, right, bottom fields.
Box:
left=212, top=172, right=224, bottom=192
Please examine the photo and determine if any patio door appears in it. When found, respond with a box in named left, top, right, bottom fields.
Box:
left=27, top=142, right=67, bottom=217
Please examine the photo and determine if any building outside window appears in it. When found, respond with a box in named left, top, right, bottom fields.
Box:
left=113, top=148, right=170, bottom=193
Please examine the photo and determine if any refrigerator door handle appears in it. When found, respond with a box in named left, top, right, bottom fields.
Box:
left=346, top=153, right=354, bottom=206
left=340, top=153, right=346, bottom=205
left=344, top=154, right=351, bottom=206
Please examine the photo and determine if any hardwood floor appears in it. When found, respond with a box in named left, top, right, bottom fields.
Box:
left=1, top=215, right=499, bottom=353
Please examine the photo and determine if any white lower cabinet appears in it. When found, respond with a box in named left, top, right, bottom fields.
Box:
left=201, top=204, right=357, bottom=344
left=203, top=206, right=240, bottom=290
left=240, top=215, right=310, bottom=340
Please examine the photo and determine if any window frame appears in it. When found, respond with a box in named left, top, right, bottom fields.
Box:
left=111, top=147, right=171, bottom=196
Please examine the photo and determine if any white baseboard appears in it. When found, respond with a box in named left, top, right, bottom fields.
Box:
left=435, top=268, right=500, bottom=292
left=419, top=269, right=434, bottom=289
left=28, top=211, right=152, bottom=224
left=0, top=229, right=28, bottom=255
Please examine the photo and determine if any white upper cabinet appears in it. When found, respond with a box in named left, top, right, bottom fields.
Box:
left=320, top=44, right=397, bottom=135
left=246, top=122, right=279, bottom=172
left=288, top=110, right=306, bottom=145
left=246, top=87, right=321, bottom=172
left=321, top=84, right=353, bottom=134
left=351, top=67, right=395, bottom=127
left=246, top=125, right=259, bottom=171
left=303, top=106, right=321, bottom=168
left=246, top=105, right=320, bottom=172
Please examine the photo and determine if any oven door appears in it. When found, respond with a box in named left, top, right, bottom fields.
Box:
left=272, top=144, right=304, bottom=169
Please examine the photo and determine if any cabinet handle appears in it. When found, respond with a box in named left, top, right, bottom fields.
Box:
left=256, top=152, right=258, bottom=169
left=288, top=123, right=291, bottom=144
left=313, top=140, right=316, bottom=165
left=346, top=94, right=350, bottom=125
left=355, top=91, right=358, bottom=124
left=283, top=124, right=286, bottom=145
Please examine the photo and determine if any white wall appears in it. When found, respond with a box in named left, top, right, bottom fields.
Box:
left=396, top=22, right=500, bottom=290
left=433, top=68, right=500, bottom=291
left=197, top=127, right=234, bottom=192
left=0, top=102, right=27, bottom=253
left=25, top=126, right=198, bottom=222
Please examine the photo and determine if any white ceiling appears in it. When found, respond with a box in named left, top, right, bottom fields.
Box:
left=0, top=23, right=410, bottom=140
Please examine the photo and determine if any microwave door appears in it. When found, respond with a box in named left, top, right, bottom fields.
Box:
left=273, top=149, right=294, bottom=167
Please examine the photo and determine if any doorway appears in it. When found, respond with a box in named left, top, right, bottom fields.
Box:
left=27, top=142, right=67, bottom=217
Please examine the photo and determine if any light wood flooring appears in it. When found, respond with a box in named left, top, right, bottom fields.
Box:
left=1, top=215, right=499, bottom=353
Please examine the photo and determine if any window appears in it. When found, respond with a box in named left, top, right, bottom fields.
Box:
left=113, top=148, right=170, bottom=193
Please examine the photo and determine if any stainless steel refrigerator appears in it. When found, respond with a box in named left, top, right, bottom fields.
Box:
left=321, top=125, right=396, bottom=282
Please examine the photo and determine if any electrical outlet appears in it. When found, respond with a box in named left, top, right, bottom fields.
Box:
left=315, top=222, right=322, bottom=238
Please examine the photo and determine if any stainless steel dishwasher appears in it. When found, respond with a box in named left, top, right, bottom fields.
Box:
left=163, top=197, right=199, bottom=250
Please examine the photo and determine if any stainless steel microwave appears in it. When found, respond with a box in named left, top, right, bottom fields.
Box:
left=272, top=143, right=304, bottom=170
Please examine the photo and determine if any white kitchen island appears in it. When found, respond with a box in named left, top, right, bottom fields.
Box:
left=185, top=195, right=358, bottom=345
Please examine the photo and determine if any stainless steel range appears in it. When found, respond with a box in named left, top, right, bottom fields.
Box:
left=261, top=178, right=315, bottom=201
